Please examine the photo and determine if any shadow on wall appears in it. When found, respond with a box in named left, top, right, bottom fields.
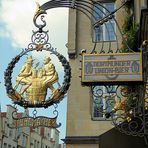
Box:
left=100, top=127, right=147, bottom=148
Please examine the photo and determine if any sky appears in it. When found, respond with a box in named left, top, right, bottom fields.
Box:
left=0, top=0, right=69, bottom=143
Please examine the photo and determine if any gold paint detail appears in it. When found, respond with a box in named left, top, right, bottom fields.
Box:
left=36, top=44, right=44, bottom=51
left=11, top=117, right=57, bottom=128
left=111, top=86, right=137, bottom=121
left=142, top=40, right=148, bottom=47
left=81, top=49, right=86, bottom=55
left=8, top=91, right=22, bottom=102
left=14, top=56, right=61, bottom=104
left=34, top=2, right=46, bottom=21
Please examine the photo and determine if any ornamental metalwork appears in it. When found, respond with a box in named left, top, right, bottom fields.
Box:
left=4, top=6, right=71, bottom=108
left=30, top=0, right=148, bottom=144
left=8, top=105, right=61, bottom=129
left=3, top=0, right=148, bottom=144
left=4, top=2, right=71, bottom=128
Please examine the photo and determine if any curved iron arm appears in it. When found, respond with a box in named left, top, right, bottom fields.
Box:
left=31, top=0, right=148, bottom=144
left=33, top=0, right=131, bottom=54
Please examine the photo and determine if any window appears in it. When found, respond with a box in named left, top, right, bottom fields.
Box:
left=93, top=104, right=103, bottom=118
left=4, top=143, right=7, bottom=148
left=34, top=140, right=37, bottom=148
left=16, top=127, right=22, bottom=139
left=36, top=127, right=40, bottom=134
left=92, top=85, right=115, bottom=120
left=4, top=121, right=8, bottom=136
left=48, top=133, right=51, bottom=139
left=37, top=141, right=39, bottom=148
left=8, top=144, right=11, bottom=148
left=9, top=129, right=13, bottom=137
left=22, top=135, right=27, bottom=147
left=93, top=2, right=116, bottom=42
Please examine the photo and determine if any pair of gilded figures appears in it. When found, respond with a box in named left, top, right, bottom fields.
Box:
left=15, top=56, right=60, bottom=103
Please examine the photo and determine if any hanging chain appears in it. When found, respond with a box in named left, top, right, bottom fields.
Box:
left=33, top=108, right=37, bottom=118
left=53, top=103, right=59, bottom=117
left=13, top=104, right=18, bottom=111
left=24, top=109, right=29, bottom=117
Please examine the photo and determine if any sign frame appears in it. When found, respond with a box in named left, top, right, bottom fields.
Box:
left=82, top=52, right=143, bottom=84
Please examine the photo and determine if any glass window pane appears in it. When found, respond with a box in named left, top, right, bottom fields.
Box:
left=92, top=2, right=116, bottom=42
left=94, top=26, right=103, bottom=42
left=93, top=5, right=103, bottom=20
left=105, top=3, right=115, bottom=14
left=105, top=86, right=116, bottom=93
left=92, top=86, right=115, bottom=120
left=93, top=105, right=103, bottom=117
left=105, top=23, right=115, bottom=41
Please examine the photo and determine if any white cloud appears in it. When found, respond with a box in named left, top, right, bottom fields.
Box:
left=0, top=0, right=68, bottom=57
left=0, top=29, right=10, bottom=38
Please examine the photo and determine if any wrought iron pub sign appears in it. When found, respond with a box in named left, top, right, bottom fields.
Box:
left=3, top=0, right=148, bottom=145
left=4, top=3, right=71, bottom=128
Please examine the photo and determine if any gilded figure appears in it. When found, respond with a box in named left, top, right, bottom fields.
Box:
left=14, top=56, right=61, bottom=104
left=43, top=56, right=61, bottom=92
left=15, top=56, right=34, bottom=91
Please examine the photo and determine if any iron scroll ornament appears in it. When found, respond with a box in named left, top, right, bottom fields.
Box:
left=33, top=0, right=148, bottom=144
left=4, top=29, right=71, bottom=108
left=34, top=0, right=132, bottom=54
left=4, top=0, right=148, bottom=143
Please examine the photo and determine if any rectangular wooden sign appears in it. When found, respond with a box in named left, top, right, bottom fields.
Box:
left=82, top=53, right=143, bottom=83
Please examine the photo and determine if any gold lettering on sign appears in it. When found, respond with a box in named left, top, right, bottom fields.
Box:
left=11, top=117, right=57, bottom=128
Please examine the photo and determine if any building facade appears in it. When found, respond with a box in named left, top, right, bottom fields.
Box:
left=0, top=105, right=60, bottom=148
left=65, top=0, right=148, bottom=148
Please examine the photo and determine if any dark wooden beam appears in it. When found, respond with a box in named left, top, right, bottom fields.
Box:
left=62, top=136, right=100, bottom=144
left=139, top=9, right=148, bottom=48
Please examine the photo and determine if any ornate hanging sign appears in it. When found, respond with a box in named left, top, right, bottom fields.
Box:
left=81, top=52, right=143, bottom=83
left=4, top=3, right=71, bottom=128
left=4, top=46, right=71, bottom=108
left=27, top=0, right=148, bottom=145
left=8, top=110, right=61, bottom=129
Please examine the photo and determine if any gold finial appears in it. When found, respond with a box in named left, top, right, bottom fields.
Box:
left=35, top=1, right=41, bottom=15
left=127, top=117, right=132, bottom=122
left=35, top=1, right=40, bottom=10
left=33, top=1, right=47, bottom=29
left=142, top=40, right=148, bottom=47
left=34, top=1, right=46, bottom=20
left=80, top=49, right=86, bottom=55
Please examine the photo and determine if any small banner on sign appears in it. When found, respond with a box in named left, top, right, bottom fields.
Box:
left=9, top=116, right=61, bottom=129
